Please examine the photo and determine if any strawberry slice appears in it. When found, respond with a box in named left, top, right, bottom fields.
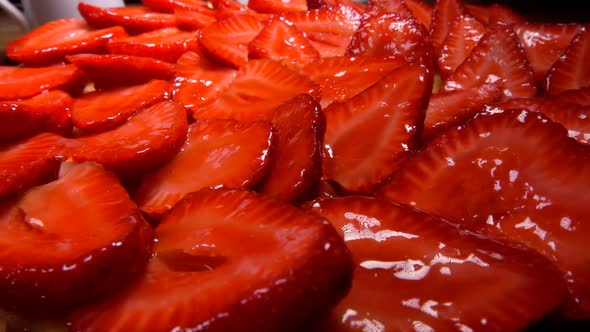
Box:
left=64, top=101, right=188, bottom=174
left=442, top=22, right=537, bottom=101
left=248, top=16, right=320, bottom=68
left=142, top=0, right=212, bottom=13
left=174, top=7, right=217, bottom=30
left=78, top=3, right=177, bottom=35
left=70, top=188, right=353, bottom=332
left=134, top=119, right=274, bottom=220
left=192, top=59, right=320, bottom=121
left=0, top=90, right=73, bottom=141
left=379, top=110, right=590, bottom=318
left=484, top=97, right=543, bottom=114
left=538, top=100, right=590, bottom=146
left=6, top=18, right=126, bottom=66
left=553, top=86, right=590, bottom=106
left=248, top=0, right=307, bottom=13
left=107, top=27, right=199, bottom=63
left=255, top=94, right=325, bottom=203
left=0, top=162, right=154, bottom=310
left=71, top=79, right=170, bottom=135
left=544, top=26, right=590, bottom=96
left=309, top=196, right=565, bottom=332
left=430, top=0, right=467, bottom=58
left=405, top=0, right=432, bottom=29
left=322, top=64, right=431, bottom=193
left=465, top=3, right=525, bottom=25
left=0, top=64, right=84, bottom=100
left=438, top=14, right=487, bottom=78
left=210, top=0, right=272, bottom=22
left=365, top=0, right=415, bottom=20
left=199, top=14, right=265, bottom=68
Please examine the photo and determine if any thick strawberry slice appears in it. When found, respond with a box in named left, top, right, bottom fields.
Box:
left=430, top=0, right=467, bottom=58
left=192, top=59, right=320, bottom=121
left=0, top=162, right=154, bottom=310
left=248, top=0, right=307, bottom=13
left=538, top=100, right=590, bottom=146
left=442, top=23, right=537, bottom=100
left=553, top=86, right=590, bottom=106
left=323, top=64, right=431, bottom=193
left=71, top=80, right=170, bottom=135
left=174, top=7, right=217, bottom=30
left=64, top=101, right=188, bottom=174
left=438, top=14, right=486, bottom=78
left=0, top=90, right=73, bottom=141
left=107, top=27, right=199, bottom=63
left=78, top=3, right=177, bottom=34
left=70, top=188, right=353, bottom=332
left=248, top=16, right=320, bottom=68
left=405, top=0, right=432, bottom=29
left=134, top=119, right=274, bottom=220
left=465, top=3, right=525, bottom=25
left=255, top=94, right=325, bottom=203
left=199, top=14, right=265, bottom=68
left=310, top=196, right=565, bottom=332
left=143, top=0, right=211, bottom=13
left=0, top=64, right=84, bottom=101
left=379, top=110, right=590, bottom=318
left=6, top=18, right=126, bottom=66
left=544, top=26, right=590, bottom=96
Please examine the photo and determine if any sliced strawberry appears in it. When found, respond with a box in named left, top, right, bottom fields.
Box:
left=544, top=26, right=590, bottom=96
left=142, top=0, right=212, bottom=13
left=78, top=3, right=177, bottom=35
left=174, top=7, right=217, bottom=30
left=255, top=94, right=325, bottom=203
left=322, top=64, right=431, bottom=193
left=6, top=18, right=126, bottom=66
left=553, top=86, right=590, bottom=106
left=379, top=110, right=590, bottom=318
left=430, top=0, right=467, bottom=58
left=107, top=27, right=199, bottom=63
left=70, top=188, right=353, bottom=332
left=64, top=101, right=188, bottom=174
left=0, top=162, right=154, bottom=310
left=0, top=90, right=73, bottom=141
left=465, top=3, right=525, bottom=25
left=484, top=97, right=544, bottom=114
left=71, top=80, right=170, bottom=135
left=248, top=16, right=320, bottom=68
left=248, top=0, right=307, bottom=13
left=134, top=119, right=274, bottom=220
left=199, top=14, right=265, bottom=68
left=0, top=64, right=84, bottom=100
left=309, top=195, right=565, bottom=332
left=365, top=0, right=415, bottom=19
left=538, top=100, right=590, bottom=146
left=442, top=23, right=537, bottom=101
left=192, top=59, right=320, bottom=121
left=438, top=14, right=487, bottom=78
left=405, top=0, right=432, bottom=29
left=300, top=55, right=407, bottom=109
left=210, top=0, right=272, bottom=22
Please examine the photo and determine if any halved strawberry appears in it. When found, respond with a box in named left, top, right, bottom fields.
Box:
left=78, top=3, right=177, bottom=35
left=174, top=7, right=217, bottom=30
left=192, top=59, right=320, bottom=121
left=538, top=100, right=590, bottom=146
left=248, top=0, right=307, bottom=13
left=379, top=110, right=590, bottom=318
left=70, top=188, right=353, bottom=332
left=64, top=101, right=188, bottom=174
left=322, top=64, right=431, bottom=193
left=199, top=14, right=265, bottom=68
left=134, top=119, right=274, bottom=220
left=71, top=80, right=170, bottom=135
left=442, top=22, right=537, bottom=101
left=6, top=18, right=126, bottom=66
left=0, top=64, right=84, bottom=100
left=438, top=14, right=486, bottom=78
left=544, top=26, right=590, bottom=96
left=0, top=90, right=73, bottom=141
left=107, top=27, right=199, bottom=63
left=142, top=0, right=212, bottom=13
left=429, top=0, right=467, bottom=58
left=405, top=0, right=432, bottom=29
left=0, top=162, right=154, bottom=310
left=309, top=195, right=566, bottom=332
left=255, top=94, right=324, bottom=203
left=553, top=86, right=590, bottom=106
left=465, top=3, right=525, bottom=25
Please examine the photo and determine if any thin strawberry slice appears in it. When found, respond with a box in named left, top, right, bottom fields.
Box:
left=538, top=100, right=590, bottom=146
left=211, top=0, right=272, bottom=22
left=438, top=14, right=486, bottom=78
left=67, top=54, right=174, bottom=90
left=107, top=27, right=199, bottom=63
left=248, top=0, right=307, bottom=13
left=255, top=94, right=325, bottom=203
left=310, top=196, right=566, bottom=332
left=0, top=64, right=84, bottom=100
left=78, top=3, right=177, bottom=35
left=323, top=64, right=431, bottom=193
left=199, top=14, right=265, bottom=68
left=379, top=110, right=590, bottom=318
left=484, top=97, right=544, bottom=114
left=300, top=55, right=407, bottom=109
left=465, top=3, right=525, bottom=25
left=6, top=18, right=126, bottom=66
left=544, top=26, right=590, bottom=96
left=248, top=16, right=320, bottom=68
left=142, top=0, right=211, bottom=13
left=174, top=7, right=217, bottom=30
left=64, top=101, right=188, bottom=174
left=70, top=188, right=353, bottom=332
left=430, top=0, right=467, bottom=58
left=283, top=4, right=362, bottom=57
left=554, top=86, right=590, bottom=106
left=134, top=119, right=274, bottom=220
left=514, top=23, right=582, bottom=84
left=71, top=80, right=170, bottom=135
left=405, top=0, right=432, bottom=29
left=192, top=59, right=320, bottom=121
left=0, top=162, right=154, bottom=310
left=0, top=90, right=73, bottom=141
left=442, top=23, right=537, bottom=101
